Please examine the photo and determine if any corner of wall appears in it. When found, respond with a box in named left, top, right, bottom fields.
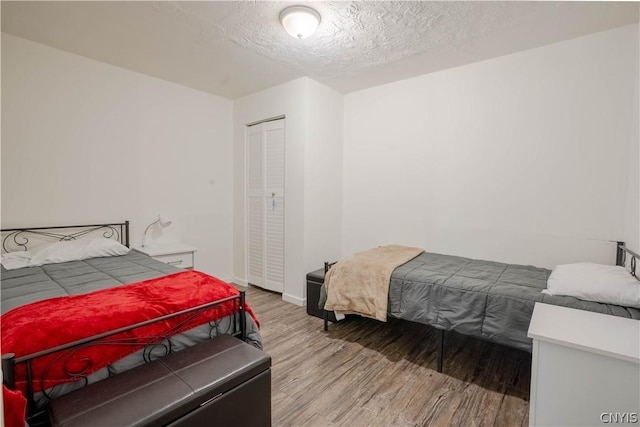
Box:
left=624, top=22, right=640, bottom=252
left=282, top=292, right=306, bottom=307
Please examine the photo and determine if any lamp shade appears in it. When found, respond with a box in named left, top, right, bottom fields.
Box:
left=158, top=215, right=172, bottom=228
left=142, top=214, right=172, bottom=247
left=280, top=6, right=321, bottom=39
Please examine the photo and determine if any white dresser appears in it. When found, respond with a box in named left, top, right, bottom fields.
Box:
left=527, top=303, right=640, bottom=427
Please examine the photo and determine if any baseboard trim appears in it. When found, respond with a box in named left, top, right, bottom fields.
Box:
left=231, top=280, right=305, bottom=306
left=282, top=293, right=306, bottom=307
left=232, top=276, right=248, bottom=287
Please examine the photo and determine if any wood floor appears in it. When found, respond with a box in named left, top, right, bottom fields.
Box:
left=243, top=285, right=531, bottom=427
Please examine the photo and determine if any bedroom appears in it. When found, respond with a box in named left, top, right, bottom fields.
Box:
left=1, top=1, right=639, bottom=426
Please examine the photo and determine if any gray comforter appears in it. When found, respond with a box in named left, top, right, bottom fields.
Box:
left=1, top=250, right=262, bottom=406
left=1, top=250, right=178, bottom=313
left=325, top=251, right=640, bottom=352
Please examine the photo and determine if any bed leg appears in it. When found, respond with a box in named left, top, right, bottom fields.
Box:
left=240, top=291, right=247, bottom=342
left=26, top=360, right=40, bottom=418
left=323, top=262, right=331, bottom=332
left=323, top=310, right=329, bottom=332
left=2, top=353, right=15, bottom=389
left=437, top=329, right=444, bottom=373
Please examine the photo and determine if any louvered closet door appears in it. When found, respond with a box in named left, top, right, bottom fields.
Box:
left=263, top=120, right=285, bottom=292
left=246, top=119, right=285, bottom=293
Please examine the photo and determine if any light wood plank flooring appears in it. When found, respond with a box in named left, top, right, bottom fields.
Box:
left=243, top=285, right=531, bottom=427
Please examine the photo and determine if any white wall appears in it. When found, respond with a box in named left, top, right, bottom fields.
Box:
left=233, top=77, right=343, bottom=305
left=304, top=79, right=343, bottom=273
left=1, top=34, right=234, bottom=278
left=343, top=24, right=639, bottom=268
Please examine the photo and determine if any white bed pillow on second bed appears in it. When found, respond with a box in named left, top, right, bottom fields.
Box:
left=543, top=262, right=640, bottom=309
left=1, top=238, right=130, bottom=270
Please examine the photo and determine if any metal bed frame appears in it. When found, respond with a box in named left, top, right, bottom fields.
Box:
left=0, top=222, right=248, bottom=424
left=322, top=241, right=639, bottom=373
left=1, top=221, right=130, bottom=253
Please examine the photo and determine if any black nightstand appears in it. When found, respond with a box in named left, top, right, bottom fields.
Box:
left=306, top=267, right=338, bottom=323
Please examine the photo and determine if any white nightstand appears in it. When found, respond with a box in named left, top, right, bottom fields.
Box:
left=528, top=303, right=640, bottom=427
left=134, top=243, right=198, bottom=270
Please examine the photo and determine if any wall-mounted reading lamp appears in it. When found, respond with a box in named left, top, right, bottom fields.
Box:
left=142, top=214, right=172, bottom=247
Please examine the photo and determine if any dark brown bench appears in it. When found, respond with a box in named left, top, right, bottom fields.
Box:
left=48, top=335, right=271, bottom=427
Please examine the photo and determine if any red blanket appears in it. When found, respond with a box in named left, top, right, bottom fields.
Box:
left=1, top=271, right=259, bottom=395
left=2, top=385, right=26, bottom=427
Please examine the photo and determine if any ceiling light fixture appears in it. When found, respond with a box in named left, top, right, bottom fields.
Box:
left=279, top=5, right=321, bottom=39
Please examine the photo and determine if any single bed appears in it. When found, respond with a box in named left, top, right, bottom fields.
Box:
left=0, top=222, right=261, bottom=424
left=320, top=242, right=640, bottom=372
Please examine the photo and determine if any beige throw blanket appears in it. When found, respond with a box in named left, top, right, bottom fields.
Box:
left=324, top=245, right=424, bottom=322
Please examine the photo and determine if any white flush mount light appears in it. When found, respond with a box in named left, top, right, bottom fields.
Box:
left=279, top=5, right=321, bottom=39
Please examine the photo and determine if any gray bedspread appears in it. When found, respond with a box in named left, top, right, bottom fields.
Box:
left=390, top=252, right=640, bottom=351
left=1, top=250, right=178, bottom=313
left=1, top=250, right=262, bottom=407
left=324, top=251, right=640, bottom=352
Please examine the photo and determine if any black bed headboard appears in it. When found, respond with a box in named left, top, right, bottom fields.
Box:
left=0, top=221, right=130, bottom=253
left=616, top=241, right=639, bottom=278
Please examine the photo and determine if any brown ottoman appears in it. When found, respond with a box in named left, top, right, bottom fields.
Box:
left=48, top=335, right=271, bottom=427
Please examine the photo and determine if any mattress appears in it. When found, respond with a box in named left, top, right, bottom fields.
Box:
left=388, top=252, right=640, bottom=351
left=0, top=250, right=262, bottom=407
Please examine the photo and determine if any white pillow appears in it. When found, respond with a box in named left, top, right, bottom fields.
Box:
left=0, top=251, right=32, bottom=270
left=543, top=262, right=640, bottom=309
left=24, top=238, right=130, bottom=268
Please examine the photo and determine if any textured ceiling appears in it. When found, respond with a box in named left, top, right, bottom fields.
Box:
left=2, top=1, right=639, bottom=99
left=219, top=2, right=538, bottom=79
